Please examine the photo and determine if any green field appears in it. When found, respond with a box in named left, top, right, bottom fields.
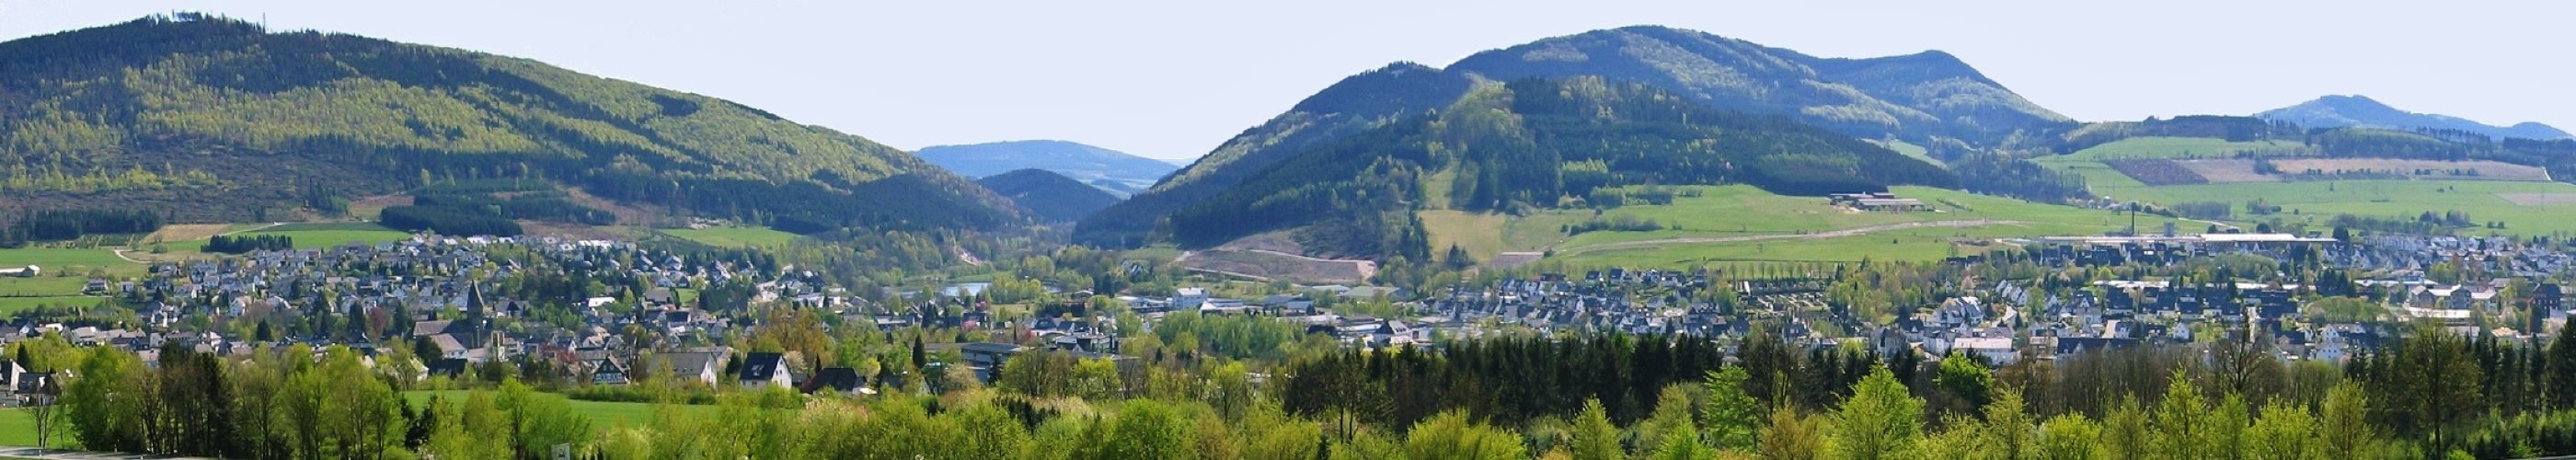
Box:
left=1421, top=184, right=2185, bottom=268
left=247, top=223, right=415, bottom=249
left=661, top=226, right=802, bottom=248
left=0, top=247, right=138, bottom=274
left=2038, top=137, right=2576, bottom=236
left=0, top=408, right=71, bottom=448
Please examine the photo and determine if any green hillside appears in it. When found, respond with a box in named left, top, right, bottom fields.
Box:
left=0, top=14, right=1022, bottom=234
left=1079, top=25, right=2072, bottom=249
left=1156, top=77, right=1954, bottom=259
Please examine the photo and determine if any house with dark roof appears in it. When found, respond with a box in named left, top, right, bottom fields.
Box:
left=800, top=367, right=868, bottom=397
left=737, top=352, right=793, bottom=389
left=591, top=357, right=629, bottom=385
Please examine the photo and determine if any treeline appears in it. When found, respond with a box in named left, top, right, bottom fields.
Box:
left=201, top=234, right=292, bottom=253
left=2057, top=115, right=2297, bottom=154
left=5, top=208, right=163, bottom=242
left=379, top=205, right=522, bottom=236
left=1276, top=334, right=1738, bottom=429
left=1949, top=154, right=2093, bottom=203
left=1565, top=214, right=1664, bottom=236
left=51, top=342, right=593, bottom=459
left=413, top=190, right=616, bottom=225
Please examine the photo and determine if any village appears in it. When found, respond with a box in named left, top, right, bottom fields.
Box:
left=2, top=226, right=2570, bottom=405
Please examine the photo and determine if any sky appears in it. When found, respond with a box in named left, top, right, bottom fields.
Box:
left=4, top=1, right=2569, bottom=161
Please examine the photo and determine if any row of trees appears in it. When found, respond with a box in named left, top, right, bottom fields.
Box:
left=201, top=234, right=292, bottom=253
left=5, top=208, right=163, bottom=242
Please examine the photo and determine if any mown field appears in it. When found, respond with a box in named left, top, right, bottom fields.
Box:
left=0, top=407, right=68, bottom=448
left=1421, top=184, right=2183, bottom=268
left=661, top=226, right=802, bottom=248
left=2038, top=137, right=2576, bottom=236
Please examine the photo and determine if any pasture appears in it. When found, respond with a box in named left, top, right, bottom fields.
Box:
left=2039, top=136, right=2576, bottom=236
left=661, top=226, right=802, bottom=249
left=1421, top=184, right=2186, bottom=268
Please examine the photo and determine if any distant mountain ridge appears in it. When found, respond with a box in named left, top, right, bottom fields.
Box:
left=1077, top=25, right=2059, bottom=248
left=974, top=168, right=1120, bottom=223
left=0, top=14, right=1023, bottom=232
left=2258, top=95, right=2570, bottom=140
left=917, top=140, right=1176, bottom=195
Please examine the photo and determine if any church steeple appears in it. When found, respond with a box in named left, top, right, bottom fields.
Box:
left=466, top=283, right=488, bottom=321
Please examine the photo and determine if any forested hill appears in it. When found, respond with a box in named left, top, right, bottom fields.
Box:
left=1156, top=77, right=1954, bottom=259
left=1076, top=26, right=2061, bottom=248
left=1447, top=26, right=2071, bottom=149
left=974, top=168, right=1121, bottom=223
left=0, top=14, right=1023, bottom=232
left=2258, top=95, right=2571, bottom=141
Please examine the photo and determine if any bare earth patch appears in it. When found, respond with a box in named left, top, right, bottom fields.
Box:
left=2499, top=193, right=2576, bottom=206
left=2174, top=159, right=2278, bottom=183
left=1174, top=233, right=1378, bottom=283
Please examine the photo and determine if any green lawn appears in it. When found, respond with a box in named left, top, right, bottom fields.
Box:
left=247, top=223, right=414, bottom=249
left=403, top=390, right=717, bottom=430
left=661, top=226, right=801, bottom=249
left=2037, top=136, right=2576, bottom=236
left=0, top=247, right=145, bottom=284
left=0, top=407, right=72, bottom=448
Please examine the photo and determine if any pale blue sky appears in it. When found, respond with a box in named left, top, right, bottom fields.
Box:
left=3, top=1, right=2566, bottom=160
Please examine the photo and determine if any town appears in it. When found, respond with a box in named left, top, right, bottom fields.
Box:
left=6, top=225, right=2566, bottom=405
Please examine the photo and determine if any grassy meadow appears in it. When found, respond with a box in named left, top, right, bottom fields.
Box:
left=1421, top=184, right=2185, bottom=268
left=661, top=226, right=803, bottom=249
left=2038, top=137, right=2576, bottom=236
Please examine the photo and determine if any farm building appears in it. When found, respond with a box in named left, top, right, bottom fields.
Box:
left=1853, top=198, right=1929, bottom=212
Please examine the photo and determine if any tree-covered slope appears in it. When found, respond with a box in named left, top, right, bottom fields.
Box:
left=917, top=140, right=1176, bottom=195
left=974, top=168, right=1121, bottom=223
left=1077, top=26, right=2063, bottom=247
left=0, top=14, right=1022, bottom=233
left=2258, top=95, right=2570, bottom=141
left=1156, top=77, right=1954, bottom=259
left=1448, top=26, right=2071, bottom=148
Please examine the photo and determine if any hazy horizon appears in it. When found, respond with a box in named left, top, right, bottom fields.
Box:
left=5, top=0, right=2568, bottom=161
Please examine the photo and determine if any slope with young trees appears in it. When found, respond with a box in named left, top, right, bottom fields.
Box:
left=0, top=14, right=1022, bottom=234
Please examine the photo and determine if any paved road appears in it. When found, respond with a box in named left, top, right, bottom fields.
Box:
left=0, top=446, right=211, bottom=460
